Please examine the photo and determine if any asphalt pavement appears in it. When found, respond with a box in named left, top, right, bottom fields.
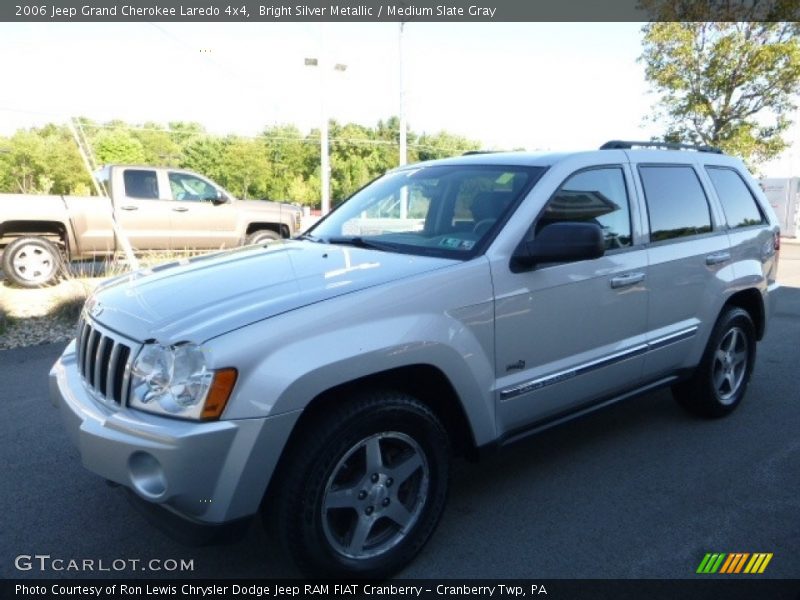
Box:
left=1, top=251, right=799, bottom=580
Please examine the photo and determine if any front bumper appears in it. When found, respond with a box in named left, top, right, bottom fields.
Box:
left=50, top=340, right=300, bottom=525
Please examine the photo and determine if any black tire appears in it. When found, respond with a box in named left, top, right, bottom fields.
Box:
left=672, top=307, right=756, bottom=418
left=2, top=236, right=63, bottom=288
left=267, top=391, right=450, bottom=578
left=246, top=230, right=281, bottom=245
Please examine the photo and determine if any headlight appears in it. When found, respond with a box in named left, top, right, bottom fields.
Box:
left=129, top=343, right=236, bottom=420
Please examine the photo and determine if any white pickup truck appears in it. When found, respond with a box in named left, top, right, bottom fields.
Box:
left=0, top=165, right=303, bottom=287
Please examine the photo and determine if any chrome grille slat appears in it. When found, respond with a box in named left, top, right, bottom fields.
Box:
left=84, top=330, right=99, bottom=381
left=78, top=321, right=91, bottom=376
left=120, top=360, right=133, bottom=406
left=106, top=344, right=122, bottom=402
left=75, top=318, right=84, bottom=366
left=76, top=319, right=136, bottom=406
left=93, top=336, right=109, bottom=390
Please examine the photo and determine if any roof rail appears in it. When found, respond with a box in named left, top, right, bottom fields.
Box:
left=600, top=140, right=723, bottom=154
left=462, top=150, right=500, bottom=156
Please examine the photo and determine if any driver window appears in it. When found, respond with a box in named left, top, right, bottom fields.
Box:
left=537, top=167, right=632, bottom=250
left=168, top=172, right=219, bottom=202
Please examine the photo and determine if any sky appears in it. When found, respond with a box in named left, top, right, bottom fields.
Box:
left=0, top=21, right=797, bottom=177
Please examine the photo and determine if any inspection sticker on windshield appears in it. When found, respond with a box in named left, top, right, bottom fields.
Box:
left=440, top=238, right=475, bottom=250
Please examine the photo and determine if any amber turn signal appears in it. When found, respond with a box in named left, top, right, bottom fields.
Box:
left=201, top=368, right=238, bottom=420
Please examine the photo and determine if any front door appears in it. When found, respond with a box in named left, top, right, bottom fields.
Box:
left=166, top=171, right=240, bottom=250
left=493, top=165, right=649, bottom=434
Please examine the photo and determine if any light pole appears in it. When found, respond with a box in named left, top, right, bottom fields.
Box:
left=398, top=22, right=408, bottom=219
left=305, top=57, right=347, bottom=216
left=399, top=22, right=407, bottom=169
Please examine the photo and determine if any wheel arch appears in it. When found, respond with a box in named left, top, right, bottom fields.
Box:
left=724, top=288, right=765, bottom=340
left=1, top=220, right=71, bottom=253
left=245, top=222, right=289, bottom=239
left=279, top=364, right=478, bottom=463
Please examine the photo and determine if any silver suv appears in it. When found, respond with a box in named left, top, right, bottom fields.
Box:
left=50, top=141, right=780, bottom=577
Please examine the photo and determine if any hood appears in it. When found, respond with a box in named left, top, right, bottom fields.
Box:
left=240, top=199, right=300, bottom=213
left=89, top=241, right=455, bottom=343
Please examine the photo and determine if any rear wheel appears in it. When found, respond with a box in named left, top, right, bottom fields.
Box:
left=2, top=236, right=63, bottom=288
left=267, top=391, right=450, bottom=578
left=672, top=307, right=756, bottom=418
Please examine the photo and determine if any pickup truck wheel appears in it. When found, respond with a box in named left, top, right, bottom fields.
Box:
left=2, top=236, right=63, bottom=288
left=246, top=230, right=281, bottom=245
left=672, top=307, right=756, bottom=418
left=268, top=391, right=449, bottom=578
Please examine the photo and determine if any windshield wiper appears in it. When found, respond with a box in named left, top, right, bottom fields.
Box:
left=324, top=236, right=397, bottom=251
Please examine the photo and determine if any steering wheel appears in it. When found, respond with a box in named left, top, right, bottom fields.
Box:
left=473, top=219, right=497, bottom=236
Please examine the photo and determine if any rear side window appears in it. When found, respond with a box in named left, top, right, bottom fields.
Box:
left=123, top=169, right=159, bottom=200
left=705, top=167, right=765, bottom=229
left=639, top=166, right=712, bottom=242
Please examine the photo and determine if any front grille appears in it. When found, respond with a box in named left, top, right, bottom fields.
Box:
left=75, top=318, right=135, bottom=405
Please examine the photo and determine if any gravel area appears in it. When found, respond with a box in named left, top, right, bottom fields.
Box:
left=0, top=315, right=79, bottom=350
left=0, top=277, right=100, bottom=350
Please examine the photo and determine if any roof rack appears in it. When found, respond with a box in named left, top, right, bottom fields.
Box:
left=600, top=140, right=723, bottom=154
left=462, top=150, right=500, bottom=156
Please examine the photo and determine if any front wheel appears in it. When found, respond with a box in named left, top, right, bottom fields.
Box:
left=246, top=230, right=281, bottom=245
left=267, top=391, right=450, bottom=578
left=2, top=236, right=63, bottom=288
left=672, top=307, right=756, bottom=418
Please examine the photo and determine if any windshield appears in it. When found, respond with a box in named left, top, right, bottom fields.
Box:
left=308, top=164, right=545, bottom=258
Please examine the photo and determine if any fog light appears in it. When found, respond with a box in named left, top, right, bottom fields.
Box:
left=128, top=451, right=167, bottom=499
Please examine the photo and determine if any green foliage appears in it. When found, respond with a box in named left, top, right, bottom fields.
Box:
left=0, top=117, right=481, bottom=207
left=640, top=18, right=800, bottom=167
left=94, top=129, right=147, bottom=165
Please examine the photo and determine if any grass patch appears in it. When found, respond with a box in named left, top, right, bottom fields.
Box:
left=48, top=281, right=92, bottom=324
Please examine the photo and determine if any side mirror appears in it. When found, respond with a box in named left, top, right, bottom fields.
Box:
left=211, top=190, right=228, bottom=205
left=514, top=222, right=604, bottom=268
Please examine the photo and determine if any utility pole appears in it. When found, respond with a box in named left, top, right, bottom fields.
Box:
left=68, top=118, right=139, bottom=270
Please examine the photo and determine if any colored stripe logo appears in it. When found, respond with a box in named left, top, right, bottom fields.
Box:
left=696, top=553, right=773, bottom=574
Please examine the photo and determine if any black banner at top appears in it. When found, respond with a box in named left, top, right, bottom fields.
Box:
left=2, top=0, right=800, bottom=22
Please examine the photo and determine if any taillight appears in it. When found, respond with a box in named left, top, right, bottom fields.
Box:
left=774, top=231, right=781, bottom=252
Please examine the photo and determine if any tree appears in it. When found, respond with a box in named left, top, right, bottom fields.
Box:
left=0, top=131, right=48, bottom=193
left=415, top=131, right=480, bottom=162
left=180, top=137, right=227, bottom=182
left=133, top=122, right=182, bottom=166
left=93, top=129, right=146, bottom=165
left=261, top=124, right=317, bottom=201
left=640, top=19, right=800, bottom=166
left=217, top=137, right=270, bottom=200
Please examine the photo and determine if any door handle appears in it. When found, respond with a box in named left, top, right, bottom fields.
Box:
left=119, top=205, right=138, bottom=211
left=172, top=206, right=189, bottom=212
left=705, top=251, right=731, bottom=266
left=610, top=272, right=645, bottom=289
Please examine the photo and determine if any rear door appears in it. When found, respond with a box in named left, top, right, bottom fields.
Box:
left=165, top=170, right=240, bottom=250
left=703, top=164, right=779, bottom=309
left=114, top=168, right=173, bottom=251
left=492, top=162, right=650, bottom=433
left=635, top=162, right=732, bottom=379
